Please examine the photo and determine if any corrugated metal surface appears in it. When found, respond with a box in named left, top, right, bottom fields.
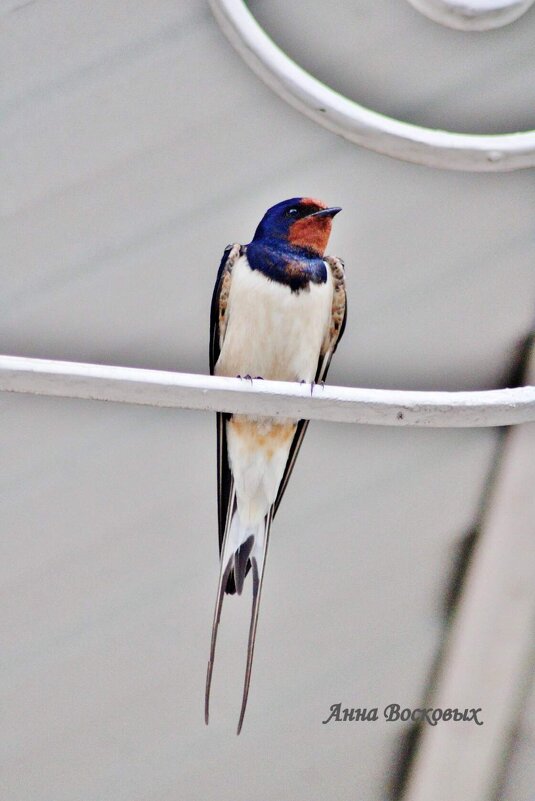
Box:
left=502, top=672, right=535, bottom=800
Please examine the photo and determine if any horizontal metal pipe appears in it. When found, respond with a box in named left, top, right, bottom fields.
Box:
left=0, top=355, right=534, bottom=428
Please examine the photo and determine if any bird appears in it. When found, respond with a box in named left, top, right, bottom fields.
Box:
left=206, top=197, right=347, bottom=733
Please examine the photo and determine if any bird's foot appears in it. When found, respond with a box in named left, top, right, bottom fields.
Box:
left=300, top=379, right=316, bottom=396
left=308, top=380, right=325, bottom=395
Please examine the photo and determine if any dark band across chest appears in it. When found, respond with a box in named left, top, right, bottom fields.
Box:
left=245, top=242, right=327, bottom=292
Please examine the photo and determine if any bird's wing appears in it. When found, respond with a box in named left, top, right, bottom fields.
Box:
left=209, top=243, right=243, bottom=558
left=274, top=255, right=347, bottom=515
left=210, top=242, right=242, bottom=373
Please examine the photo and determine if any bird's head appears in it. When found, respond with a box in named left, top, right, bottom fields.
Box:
left=252, top=197, right=341, bottom=257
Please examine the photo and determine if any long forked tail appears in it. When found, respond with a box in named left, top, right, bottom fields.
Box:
left=205, top=506, right=274, bottom=734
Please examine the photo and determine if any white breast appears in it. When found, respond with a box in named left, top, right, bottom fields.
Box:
left=215, top=254, right=333, bottom=383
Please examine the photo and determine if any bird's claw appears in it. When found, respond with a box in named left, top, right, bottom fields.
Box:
left=300, top=380, right=317, bottom=396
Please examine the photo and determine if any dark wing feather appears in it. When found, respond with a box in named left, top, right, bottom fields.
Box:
left=209, top=243, right=242, bottom=570
left=210, top=243, right=236, bottom=374
left=274, top=255, right=347, bottom=516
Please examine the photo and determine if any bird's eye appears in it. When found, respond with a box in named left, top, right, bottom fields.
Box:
left=286, top=207, right=299, bottom=217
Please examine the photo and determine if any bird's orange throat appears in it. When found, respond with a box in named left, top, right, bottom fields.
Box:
left=288, top=214, right=333, bottom=256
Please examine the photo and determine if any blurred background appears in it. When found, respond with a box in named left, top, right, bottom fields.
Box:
left=1, top=1, right=534, bottom=799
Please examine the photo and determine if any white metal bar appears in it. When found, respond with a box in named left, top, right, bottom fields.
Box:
left=405, top=0, right=535, bottom=31
left=402, top=342, right=535, bottom=801
left=0, top=355, right=534, bottom=428
left=210, top=0, right=535, bottom=171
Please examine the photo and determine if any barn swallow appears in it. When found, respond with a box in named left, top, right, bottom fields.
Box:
left=206, top=197, right=347, bottom=733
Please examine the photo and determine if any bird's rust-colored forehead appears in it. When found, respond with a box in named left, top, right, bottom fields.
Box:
left=300, top=196, right=328, bottom=211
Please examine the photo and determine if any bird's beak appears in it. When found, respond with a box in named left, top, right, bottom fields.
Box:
left=306, top=206, right=342, bottom=219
